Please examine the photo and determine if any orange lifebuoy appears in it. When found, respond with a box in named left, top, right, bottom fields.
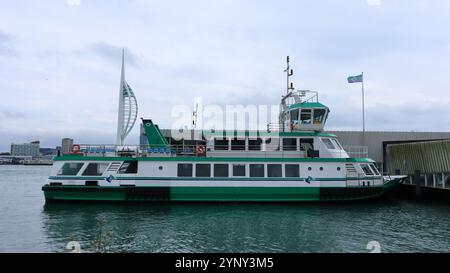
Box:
left=196, top=145, right=206, bottom=156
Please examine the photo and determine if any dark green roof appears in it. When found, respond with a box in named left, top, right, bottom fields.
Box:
left=288, top=102, right=328, bottom=110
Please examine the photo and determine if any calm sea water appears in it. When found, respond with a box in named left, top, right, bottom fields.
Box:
left=0, top=165, right=449, bottom=253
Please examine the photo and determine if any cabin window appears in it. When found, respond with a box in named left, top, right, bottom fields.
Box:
left=331, top=138, right=343, bottom=150
left=250, top=164, right=265, bottom=177
left=282, top=138, right=297, bottom=151
left=268, top=164, right=282, bottom=177
left=313, top=109, right=326, bottom=124
left=214, top=138, right=229, bottom=151
left=58, top=163, right=84, bottom=176
left=360, top=164, right=374, bottom=176
left=369, top=164, right=381, bottom=176
left=231, top=138, right=245, bottom=151
left=321, top=138, right=336, bottom=150
left=196, top=164, right=211, bottom=177
left=233, top=164, right=246, bottom=177
left=214, top=164, right=229, bottom=177
left=264, top=137, right=280, bottom=151
left=118, top=161, right=138, bottom=174
left=177, top=163, right=193, bottom=177
left=299, top=138, right=314, bottom=151
left=285, top=164, right=300, bottom=177
left=248, top=138, right=262, bottom=151
left=82, top=163, right=109, bottom=176
left=300, top=109, right=312, bottom=124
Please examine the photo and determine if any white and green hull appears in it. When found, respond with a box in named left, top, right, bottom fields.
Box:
left=42, top=156, right=405, bottom=203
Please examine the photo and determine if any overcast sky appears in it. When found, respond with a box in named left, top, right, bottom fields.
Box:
left=1, top=0, right=450, bottom=151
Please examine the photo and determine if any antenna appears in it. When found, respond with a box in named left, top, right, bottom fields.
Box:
left=284, top=56, right=294, bottom=95
left=192, top=103, right=199, bottom=129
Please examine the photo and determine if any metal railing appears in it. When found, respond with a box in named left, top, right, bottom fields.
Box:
left=63, top=143, right=353, bottom=160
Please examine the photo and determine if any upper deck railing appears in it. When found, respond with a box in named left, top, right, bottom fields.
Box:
left=60, top=143, right=352, bottom=159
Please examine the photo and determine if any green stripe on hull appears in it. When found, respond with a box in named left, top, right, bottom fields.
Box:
left=170, top=187, right=320, bottom=201
left=42, top=185, right=388, bottom=202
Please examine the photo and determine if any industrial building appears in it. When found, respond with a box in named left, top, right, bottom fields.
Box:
left=387, top=140, right=450, bottom=190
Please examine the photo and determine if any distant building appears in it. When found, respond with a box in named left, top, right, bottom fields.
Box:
left=39, top=148, right=55, bottom=155
left=61, top=138, right=74, bottom=155
left=10, top=141, right=41, bottom=158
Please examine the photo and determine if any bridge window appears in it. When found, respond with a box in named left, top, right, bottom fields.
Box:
left=313, top=109, right=326, bottom=124
left=214, top=138, right=229, bottom=151
left=82, top=163, right=109, bottom=176
left=285, top=164, right=300, bottom=177
left=250, top=164, right=265, bottom=177
left=248, top=138, right=262, bottom=151
left=177, top=163, right=193, bottom=177
left=300, top=109, right=312, bottom=124
left=233, top=164, right=246, bottom=177
left=282, top=138, right=297, bottom=151
left=118, top=161, right=138, bottom=174
left=268, top=164, right=282, bottom=177
left=196, top=164, right=211, bottom=177
left=231, top=138, right=245, bottom=151
left=58, top=163, right=84, bottom=176
left=290, top=109, right=299, bottom=129
left=214, top=164, right=229, bottom=177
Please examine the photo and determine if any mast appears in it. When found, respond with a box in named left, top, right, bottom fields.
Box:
left=284, top=56, right=294, bottom=95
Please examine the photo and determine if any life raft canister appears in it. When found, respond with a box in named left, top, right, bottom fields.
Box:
left=196, top=145, right=206, bottom=156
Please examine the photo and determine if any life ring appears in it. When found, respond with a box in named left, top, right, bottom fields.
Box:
left=71, top=144, right=81, bottom=154
left=196, top=145, right=206, bottom=156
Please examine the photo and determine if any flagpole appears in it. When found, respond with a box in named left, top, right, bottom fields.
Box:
left=361, top=72, right=365, bottom=146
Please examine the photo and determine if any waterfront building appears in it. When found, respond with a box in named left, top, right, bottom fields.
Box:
left=61, top=138, right=74, bottom=155
left=10, top=141, right=40, bottom=158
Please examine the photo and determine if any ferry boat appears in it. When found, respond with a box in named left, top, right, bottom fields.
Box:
left=42, top=56, right=405, bottom=203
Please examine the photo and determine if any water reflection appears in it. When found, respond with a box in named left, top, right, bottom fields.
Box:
left=42, top=203, right=345, bottom=252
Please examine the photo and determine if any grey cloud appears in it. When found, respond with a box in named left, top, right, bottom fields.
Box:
left=0, top=110, right=26, bottom=119
left=0, top=30, right=18, bottom=57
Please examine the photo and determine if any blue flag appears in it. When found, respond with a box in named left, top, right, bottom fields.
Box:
left=347, top=74, right=363, bottom=83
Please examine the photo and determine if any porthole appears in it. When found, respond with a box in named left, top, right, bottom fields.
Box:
left=319, top=167, right=324, bottom=171
left=308, top=167, right=312, bottom=171
left=337, top=167, right=341, bottom=171
left=158, top=166, right=163, bottom=170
